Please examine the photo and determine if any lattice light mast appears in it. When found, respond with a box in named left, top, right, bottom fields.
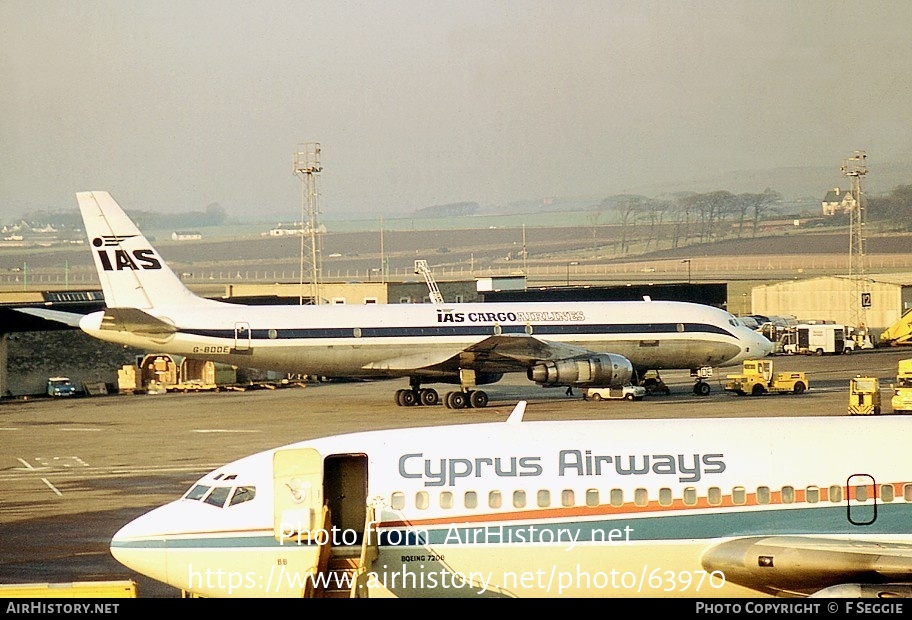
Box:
left=842, top=150, right=868, bottom=333
left=293, top=143, right=323, bottom=304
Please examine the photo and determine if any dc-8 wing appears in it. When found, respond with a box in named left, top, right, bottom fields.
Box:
left=399, top=333, right=635, bottom=388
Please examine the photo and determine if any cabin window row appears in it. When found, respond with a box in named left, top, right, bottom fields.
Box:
left=388, top=483, right=911, bottom=511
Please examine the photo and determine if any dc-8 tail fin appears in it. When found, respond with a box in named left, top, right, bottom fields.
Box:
left=77, top=191, right=205, bottom=310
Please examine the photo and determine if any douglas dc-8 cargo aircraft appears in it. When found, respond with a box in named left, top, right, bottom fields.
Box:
left=111, top=401, right=912, bottom=598
left=74, top=191, right=771, bottom=406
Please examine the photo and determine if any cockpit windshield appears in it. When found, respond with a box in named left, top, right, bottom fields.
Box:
left=185, top=484, right=210, bottom=501
left=230, top=486, right=256, bottom=506
left=183, top=483, right=256, bottom=508
left=204, top=486, right=232, bottom=507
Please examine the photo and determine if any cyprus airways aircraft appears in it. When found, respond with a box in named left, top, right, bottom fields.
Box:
left=76, top=191, right=770, bottom=407
left=111, top=401, right=912, bottom=598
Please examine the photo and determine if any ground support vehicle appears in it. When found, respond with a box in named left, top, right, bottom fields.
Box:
left=639, top=370, right=671, bottom=395
left=794, top=324, right=846, bottom=355
left=844, top=325, right=875, bottom=352
left=167, top=381, right=221, bottom=393
left=724, top=360, right=808, bottom=396
left=880, top=310, right=912, bottom=346
left=584, top=385, right=646, bottom=401
left=890, top=359, right=912, bottom=414
left=849, top=376, right=881, bottom=415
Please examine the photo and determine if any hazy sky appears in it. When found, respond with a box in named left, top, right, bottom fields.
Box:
left=3, top=1, right=911, bottom=220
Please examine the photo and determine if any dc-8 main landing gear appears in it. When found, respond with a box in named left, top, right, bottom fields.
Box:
left=444, top=368, right=490, bottom=409
left=444, top=389, right=488, bottom=409
left=394, top=387, right=489, bottom=408
left=394, top=373, right=490, bottom=409
left=395, top=387, right=439, bottom=407
left=395, top=377, right=440, bottom=407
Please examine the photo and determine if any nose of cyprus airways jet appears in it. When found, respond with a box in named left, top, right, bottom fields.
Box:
left=110, top=502, right=194, bottom=588
left=111, top=467, right=272, bottom=596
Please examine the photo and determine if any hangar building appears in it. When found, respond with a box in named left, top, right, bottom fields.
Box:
left=751, top=274, right=912, bottom=337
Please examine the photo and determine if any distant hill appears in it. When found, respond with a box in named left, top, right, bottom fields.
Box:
left=413, top=202, right=480, bottom=218
left=466, top=161, right=912, bottom=219
left=625, top=162, right=912, bottom=202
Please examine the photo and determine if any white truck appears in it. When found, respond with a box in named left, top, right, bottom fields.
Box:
left=584, top=385, right=647, bottom=401
left=794, top=324, right=847, bottom=355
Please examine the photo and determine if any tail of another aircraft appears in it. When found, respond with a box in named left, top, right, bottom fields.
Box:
left=77, top=191, right=208, bottom=310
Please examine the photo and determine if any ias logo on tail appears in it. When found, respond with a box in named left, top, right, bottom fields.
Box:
left=92, top=236, right=162, bottom=271
left=96, top=235, right=137, bottom=247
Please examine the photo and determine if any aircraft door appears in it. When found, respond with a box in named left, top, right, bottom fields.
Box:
left=234, top=322, right=251, bottom=352
left=273, top=448, right=324, bottom=542
left=846, top=474, right=877, bottom=526
left=324, top=455, right=368, bottom=544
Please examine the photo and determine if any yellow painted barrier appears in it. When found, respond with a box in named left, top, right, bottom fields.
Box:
left=0, top=580, right=137, bottom=598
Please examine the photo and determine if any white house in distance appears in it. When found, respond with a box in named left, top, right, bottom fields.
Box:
left=171, top=231, right=202, bottom=241
left=266, top=223, right=304, bottom=237
left=264, top=222, right=326, bottom=237
left=821, top=188, right=857, bottom=216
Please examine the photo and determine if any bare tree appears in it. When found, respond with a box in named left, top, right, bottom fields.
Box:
left=605, top=194, right=649, bottom=255
left=586, top=210, right=602, bottom=250
left=677, top=193, right=709, bottom=242
left=733, top=194, right=752, bottom=238
left=868, top=184, right=912, bottom=231
left=704, top=191, right=736, bottom=241
left=642, top=198, right=671, bottom=251
left=745, top=188, right=781, bottom=237
left=669, top=192, right=698, bottom=248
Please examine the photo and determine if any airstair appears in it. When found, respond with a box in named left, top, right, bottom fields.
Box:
left=307, top=506, right=379, bottom=598
left=414, top=260, right=444, bottom=305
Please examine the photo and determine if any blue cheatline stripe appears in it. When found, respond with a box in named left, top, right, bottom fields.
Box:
left=112, top=536, right=277, bottom=550
left=383, top=503, right=911, bottom=545
left=183, top=323, right=733, bottom=341
left=110, top=503, right=912, bottom=550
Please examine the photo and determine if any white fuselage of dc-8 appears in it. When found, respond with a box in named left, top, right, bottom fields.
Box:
left=78, top=299, right=769, bottom=379
left=110, top=408, right=912, bottom=598
left=73, top=190, right=772, bottom=407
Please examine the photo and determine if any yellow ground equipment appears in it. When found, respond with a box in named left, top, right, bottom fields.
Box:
left=880, top=309, right=912, bottom=346
left=640, top=370, right=671, bottom=395
left=724, top=359, right=808, bottom=396
left=0, top=580, right=137, bottom=598
left=890, top=359, right=912, bottom=414
left=849, top=376, right=881, bottom=415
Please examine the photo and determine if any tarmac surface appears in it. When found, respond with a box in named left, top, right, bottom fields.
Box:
left=1, top=347, right=911, bottom=598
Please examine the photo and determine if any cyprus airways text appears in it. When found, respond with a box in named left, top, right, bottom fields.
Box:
left=400, top=451, right=726, bottom=487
